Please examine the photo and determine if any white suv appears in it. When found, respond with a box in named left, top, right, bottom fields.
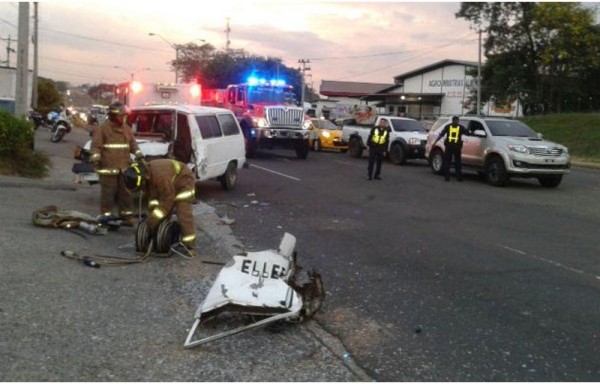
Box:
left=425, top=116, right=571, bottom=187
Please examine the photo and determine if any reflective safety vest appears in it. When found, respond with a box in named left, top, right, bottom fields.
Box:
left=371, top=128, right=388, bottom=145
left=448, top=125, right=461, bottom=144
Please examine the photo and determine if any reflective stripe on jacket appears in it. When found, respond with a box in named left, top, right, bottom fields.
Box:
left=90, top=119, right=142, bottom=174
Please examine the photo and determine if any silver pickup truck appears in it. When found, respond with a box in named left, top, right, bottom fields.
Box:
left=425, top=116, right=570, bottom=187
left=341, top=115, right=429, bottom=165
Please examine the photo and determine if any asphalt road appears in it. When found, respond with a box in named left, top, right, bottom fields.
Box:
left=3, top=127, right=599, bottom=381
left=197, top=147, right=600, bottom=381
left=0, top=128, right=363, bottom=382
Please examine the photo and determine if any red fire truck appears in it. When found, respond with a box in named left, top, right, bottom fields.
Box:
left=203, top=77, right=309, bottom=159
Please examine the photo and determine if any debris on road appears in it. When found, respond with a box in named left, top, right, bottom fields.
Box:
left=184, top=232, right=325, bottom=348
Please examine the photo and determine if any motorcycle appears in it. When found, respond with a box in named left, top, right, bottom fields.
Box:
left=48, top=109, right=72, bottom=143
left=28, top=110, right=44, bottom=130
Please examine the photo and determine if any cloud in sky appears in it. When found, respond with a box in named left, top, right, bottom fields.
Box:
left=0, top=1, right=480, bottom=92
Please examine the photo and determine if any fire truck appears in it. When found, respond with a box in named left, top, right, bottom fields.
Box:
left=115, top=81, right=201, bottom=108
left=204, top=77, right=309, bottom=159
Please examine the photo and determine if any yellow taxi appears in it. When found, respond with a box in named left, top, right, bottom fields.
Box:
left=304, top=118, right=348, bottom=152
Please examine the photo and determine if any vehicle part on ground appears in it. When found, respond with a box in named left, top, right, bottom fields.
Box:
left=184, top=232, right=325, bottom=348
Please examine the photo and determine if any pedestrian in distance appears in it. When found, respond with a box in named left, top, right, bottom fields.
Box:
left=90, top=101, right=144, bottom=225
left=122, top=159, right=197, bottom=258
left=433, top=115, right=470, bottom=182
left=367, top=119, right=391, bottom=180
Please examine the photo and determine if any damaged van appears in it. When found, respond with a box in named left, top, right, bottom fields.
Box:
left=73, top=105, right=246, bottom=190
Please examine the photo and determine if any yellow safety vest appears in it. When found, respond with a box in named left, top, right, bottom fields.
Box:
left=371, top=128, right=388, bottom=145
left=448, top=125, right=461, bottom=143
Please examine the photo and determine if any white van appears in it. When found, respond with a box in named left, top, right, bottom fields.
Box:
left=74, top=105, right=246, bottom=190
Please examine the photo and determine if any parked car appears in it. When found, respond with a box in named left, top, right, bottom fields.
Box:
left=88, top=105, right=108, bottom=126
left=304, top=118, right=348, bottom=152
left=425, top=116, right=570, bottom=187
left=73, top=105, right=246, bottom=190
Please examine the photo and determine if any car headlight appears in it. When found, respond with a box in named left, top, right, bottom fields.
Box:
left=321, top=131, right=331, bottom=138
left=408, top=138, right=420, bottom=145
left=252, top=118, right=268, bottom=128
left=508, top=144, right=528, bottom=154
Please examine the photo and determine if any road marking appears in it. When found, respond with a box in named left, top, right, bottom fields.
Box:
left=501, top=245, right=600, bottom=280
left=249, top=164, right=301, bottom=182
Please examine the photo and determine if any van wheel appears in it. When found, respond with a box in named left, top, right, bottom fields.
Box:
left=389, top=143, right=407, bottom=165
left=348, top=137, right=363, bottom=158
left=430, top=148, right=444, bottom=174
left=486, top=156, right=509, bottom=187
left=220, top=161, right=237, bottom=190
left=538, top=175, right=563, bottom=188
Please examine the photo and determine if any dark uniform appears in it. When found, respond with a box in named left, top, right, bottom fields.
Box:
left=90, top=108, right=143, bottom=218
left=367, top=122, right=391, bottom=180
left=145, top=159, right=197, bottom=252
left=435, top=118, right=470, bottom=181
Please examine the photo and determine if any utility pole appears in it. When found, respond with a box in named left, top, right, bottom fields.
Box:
left=298, top=59, right=311, bottom=108
left=15, top=2, right=30, bottom=119
left=225, top=18, right=231, bottom=53
left=32, top=2, right=39, bottom=109
left=477, top=29, right=482, bottom=116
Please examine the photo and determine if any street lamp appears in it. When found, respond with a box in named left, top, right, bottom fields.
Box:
left=149, top=33, right=206, bottom=83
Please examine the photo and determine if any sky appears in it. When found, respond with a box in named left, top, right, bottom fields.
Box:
left=0, top=1, right=498, bottom=93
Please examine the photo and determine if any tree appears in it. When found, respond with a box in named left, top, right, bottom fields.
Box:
left=172, top=44, right=304, bottom=102
left=457, top=2, right=600, bottom=114
left=36, top=78, right=63, bottom=115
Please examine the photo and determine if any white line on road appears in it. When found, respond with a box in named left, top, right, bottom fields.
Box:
left=249, top=164, right=301, bottom=182
left=501, top=245, right=600, bottom=280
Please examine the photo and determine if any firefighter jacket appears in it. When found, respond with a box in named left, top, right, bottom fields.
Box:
left=436, top=123, right=469, bottom=147
left=367, top=126, right=390, bottom=152
left=145, top=159, right=196, bottom=231
left=90, top=119, right=143, bottom=176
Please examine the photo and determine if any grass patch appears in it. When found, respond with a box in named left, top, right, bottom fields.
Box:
left=0, top=149, right=50, bottom=178
left=521, top=113, right=600, bottom=163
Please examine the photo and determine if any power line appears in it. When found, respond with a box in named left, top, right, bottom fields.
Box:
left=333, top=33, right=477, bottom=81
left=39, top=55, right=171, bottom=73
left=310, top=50, right=414, bottom=61
left=40, top=27, right=172, bottom=53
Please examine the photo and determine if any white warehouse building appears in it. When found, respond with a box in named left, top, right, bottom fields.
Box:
left=319, top=59, right=522, bottom=120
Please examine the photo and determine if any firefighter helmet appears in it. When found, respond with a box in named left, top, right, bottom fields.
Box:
left=123, top=162, right=147, bottom=192
left=108, top=101, right=128, bottom=116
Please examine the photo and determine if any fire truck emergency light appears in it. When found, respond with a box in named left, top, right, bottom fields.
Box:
left=247, top=76, right=286, bottom=86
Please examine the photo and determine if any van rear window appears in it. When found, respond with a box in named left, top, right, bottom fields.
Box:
left=195, top=116, right=223, bottom=139
left=217, top=114, right=240, bottom=136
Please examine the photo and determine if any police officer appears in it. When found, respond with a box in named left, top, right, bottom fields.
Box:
left=433, top=116, right=470, bottom=181
left=122, top=159, right=197, bottom=258
left=90, top=101, right=144, bottom=224
left=367, top=119, right=391, bottom=180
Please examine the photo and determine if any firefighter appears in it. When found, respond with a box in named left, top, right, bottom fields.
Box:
left=433, top=116, right=470, bottom=181
left=367, top=119, right=391, bottom=180
left=122, top=159, right=197, bottom=258
left=90, top=101, right=144, bottom=224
